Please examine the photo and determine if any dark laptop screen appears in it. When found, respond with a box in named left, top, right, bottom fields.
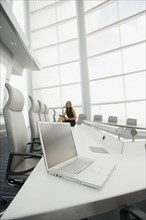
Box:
left=38, top=122, right=77, bottom=169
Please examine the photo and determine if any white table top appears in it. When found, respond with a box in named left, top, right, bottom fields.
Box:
left=2, top=125, right=146, bottom=220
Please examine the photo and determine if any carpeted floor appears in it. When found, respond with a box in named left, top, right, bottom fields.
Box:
left=0, top=136, right=19, bottom=213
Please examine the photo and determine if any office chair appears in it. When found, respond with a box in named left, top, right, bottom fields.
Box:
left=44, top=104, right=50, bottom=121
left=77, top=114, right=87, bottom=125
left=29, top=95, right=40, bottom=140
left=3, top=83, right=42, bottom=187
left=53, top=109, right=57, bottom=122
left=120, top=205, right=146, bottom=220
left=126, top=118, right=137, bottom=127
left=28, top=96, right=42, bottom=152
left=38, top=100, right=46, bottom=121
left=93, top=114, right=103, bottom=123
left=108, top=116, right=118, bottom=124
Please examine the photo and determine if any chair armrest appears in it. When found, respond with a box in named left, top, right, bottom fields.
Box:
left=8, top=166, right=35, bottom=175
left=7, top=152, right=42, bottom=176
left=10, top=152, right=42, bottom=158
left=120, top=205, right=146, bottom=220
left=27, top=141, right=40, bottom=145
left=27, top=141, right=42, bottom=152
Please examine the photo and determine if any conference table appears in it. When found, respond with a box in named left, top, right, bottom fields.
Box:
left=83, top=120, right=146, bottom=139
left=1, top=125, right=146, bottom=220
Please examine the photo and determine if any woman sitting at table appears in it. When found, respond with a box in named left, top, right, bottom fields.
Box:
left=58, top=101, right=77, bottom=127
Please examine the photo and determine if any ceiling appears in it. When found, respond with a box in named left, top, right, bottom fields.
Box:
left=0, top=1, right=41, bottom=71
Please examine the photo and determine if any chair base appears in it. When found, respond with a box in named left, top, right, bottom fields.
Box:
left=7, top=177, right=24, bottom=188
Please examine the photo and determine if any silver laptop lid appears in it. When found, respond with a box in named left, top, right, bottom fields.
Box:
left=38, top=122, right=77, bottom=169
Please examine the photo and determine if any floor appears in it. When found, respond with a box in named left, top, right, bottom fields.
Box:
left=0, top=134, right=19, bottom=214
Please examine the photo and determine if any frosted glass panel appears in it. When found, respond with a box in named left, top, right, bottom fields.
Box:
left=34, top=87, right=61, bottom=107
left=122, top=43, right=146, bottom=73
left=58, top=20, right=77, bottom=42
left=59, top=40, right=79, bottom=63
left=29, top=0, right=56, bottom=12
left=61, top=84, right=82, bottom=105
left=35, top=46, right=58, bottom=67
left=120, top=15, right=145, bottom=46
left=31, top=27, right=57, bottom=49
left=57, top=1, right=76, bottom=22
left=90, top=77, right=124, bottom=103
left=85, top=2, right=118, bottom=33
left=124, top=72, right=146, bottom=100
left=126, top=101, right=146, bottom=126
left=84, top=0, right=106, bottom=12
left=60, top=62, right=80, bottom=84
left=118, top=0, right=145, bottom=20
left=31, top=7, right=56, bottom=30
left=88, top=51, right=122, bottom=79
left=32, top=67, right=59, bottom=88
left=87, top=27, right=120, bottom=56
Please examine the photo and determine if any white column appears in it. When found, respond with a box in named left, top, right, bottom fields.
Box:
left=24, top=0, right=33, bottom=98
left=76, top=0, right=91, bottom=120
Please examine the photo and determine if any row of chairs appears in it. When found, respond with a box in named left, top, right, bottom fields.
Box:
left=29, top=96, right=50, bottom=145
left=3, top=83, right=85, bottom=188
left=93, top=114, right=137, bottom=126
left=77, top=114, right=137, bottom=127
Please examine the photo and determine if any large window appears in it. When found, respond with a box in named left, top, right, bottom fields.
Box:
left=30, top=0, right=82, bottom=116
left=84, top=0, right=146, bottom=126
left=30, top=0, right=145, bottom=126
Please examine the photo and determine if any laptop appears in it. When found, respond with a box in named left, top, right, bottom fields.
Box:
left=38, top=122, right=116, bottom=189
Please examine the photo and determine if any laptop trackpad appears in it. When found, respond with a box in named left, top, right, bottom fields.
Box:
left=74, top=162, right=115, bottom=187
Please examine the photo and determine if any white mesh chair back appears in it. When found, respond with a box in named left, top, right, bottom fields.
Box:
left=44, top=104, right=50, bottom=121
left=3, top=83, right=27, bottom=170
left=93, top=114, right=102, bottom=123
left=3, top=84, right=41, bottom=186
left=108, top=116, right=118, bottom=124
left=38, top=100, right=46, bottom=121
left=126, top=118, right=137, bottom=126
left=29, top=96, right=40, bottom=140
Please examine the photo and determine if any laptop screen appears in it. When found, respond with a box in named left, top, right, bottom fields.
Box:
left=38, top=122, right=77, bottom=169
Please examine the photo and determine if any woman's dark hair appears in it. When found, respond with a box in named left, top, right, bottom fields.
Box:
left=65, top=101, right=72, bottom=108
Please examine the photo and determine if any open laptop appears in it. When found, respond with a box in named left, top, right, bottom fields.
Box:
left=38, top=122, right=116, bottom=189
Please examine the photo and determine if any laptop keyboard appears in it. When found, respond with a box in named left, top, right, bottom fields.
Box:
left=57, top=159, right=93, bottom=175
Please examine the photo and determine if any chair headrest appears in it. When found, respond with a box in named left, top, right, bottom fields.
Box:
left=29, top=96, right=39, bottom=113
left=5, top=83, right=24, bottom=111
left=45, top=105, right=49, bottom=114
left=38, top=100, right=45, bottom=114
